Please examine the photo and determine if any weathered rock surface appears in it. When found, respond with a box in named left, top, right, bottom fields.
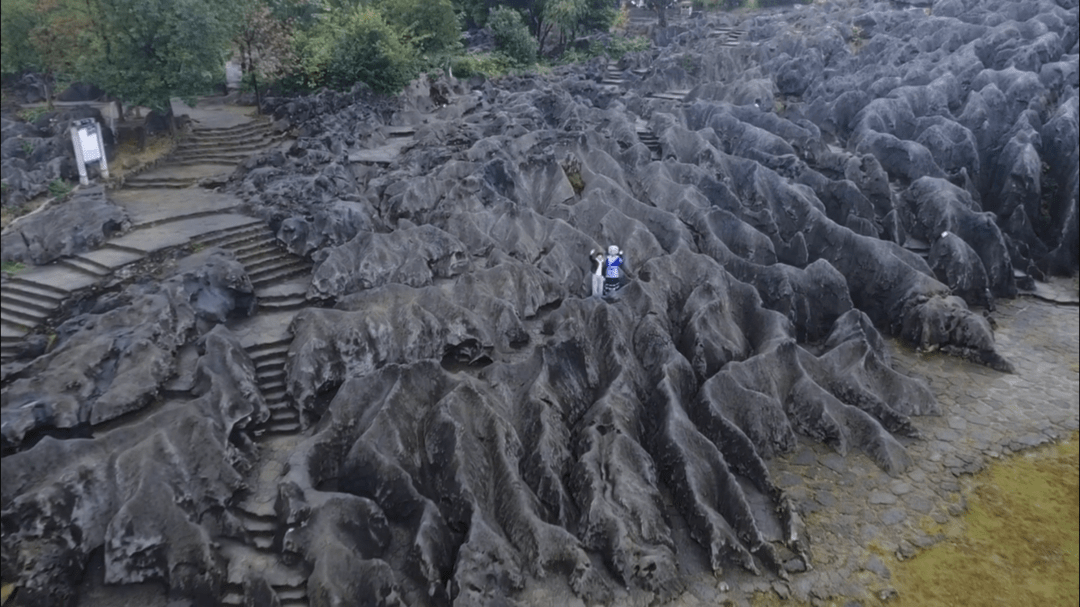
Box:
left=1, top=106, right=114, bottom=207
left=0, top=186, right=129, bottom=265
left=1, top=249, right=255, bottom=450
left=0, top=324, right=264, bottom=606
left=3, top=0, right=1077, bottom=605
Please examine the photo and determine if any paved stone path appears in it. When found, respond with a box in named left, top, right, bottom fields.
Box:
left=1, top=100, right=305, bottom=365
left=3, top=98, right=316, bottom=607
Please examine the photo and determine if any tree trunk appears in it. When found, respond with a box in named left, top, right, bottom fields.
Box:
left=251, top=70, right=262, bottom=115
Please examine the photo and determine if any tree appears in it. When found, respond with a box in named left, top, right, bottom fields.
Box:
left=236, top=0, right=298, bottom=113
left=644, top=0, right=673, bottom=28
left=376, top=0, right=460, bottom=57
left=489, top=5, right=537, bottom=65
left=323, top=6, right=418, bottom=93
left=543, top=0, right=616, bottom=53
left=80, top=0, right=238, bottom=115
left=1, top=0, right=44, bottom=76
left=500, top=0, right=617, bottom=56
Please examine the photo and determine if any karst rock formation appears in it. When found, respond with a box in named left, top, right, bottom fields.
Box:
left=2, top=0, right=1077, bottom=606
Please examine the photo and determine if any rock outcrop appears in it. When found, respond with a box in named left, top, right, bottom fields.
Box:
left=3, top=0, right=1076, bottom=604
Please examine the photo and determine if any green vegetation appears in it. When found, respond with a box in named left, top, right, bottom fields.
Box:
left=451, top=52, right=516, bottom=79
left=15, top=106, right=49, bottom=124
left=2, top=0, right=656, bottom=106
left=1, top=261, right=27, bottom=275
left=490, top=6, right=539, bottom=66
left=561, top=35, right=650, bottom=64
left=48, top=178, right=72, bottom=198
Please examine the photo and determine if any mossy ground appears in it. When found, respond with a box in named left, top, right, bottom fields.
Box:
left=888, top=432, right=1079, bottom=607
left=749, top=432, right=1079, bottom=607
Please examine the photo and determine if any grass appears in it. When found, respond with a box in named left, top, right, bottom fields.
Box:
left=888, top=433, right=1079, bottom=607
left=16, top=106, right=49, bottom=124
left=560, top=35, right=652, bottom=65
left=1, top=261, right=27, bottom=275
left=48, top=179, right=72, bottom=199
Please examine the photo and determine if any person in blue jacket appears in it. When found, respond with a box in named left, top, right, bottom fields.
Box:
left=602, top=245, right=623, bottom=297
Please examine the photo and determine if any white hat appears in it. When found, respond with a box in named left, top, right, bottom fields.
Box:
left=608, top=245, right=619, bottom=256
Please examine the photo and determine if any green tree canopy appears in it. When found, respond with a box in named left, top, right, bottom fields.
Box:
left=82, top=0, right=238, bottom=112
left=375, top=0, right=460, bottom=56
left=321, top=6, right=418, bottom=93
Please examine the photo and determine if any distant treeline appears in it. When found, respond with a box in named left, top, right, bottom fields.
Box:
left=0, top=0, right=789, bottom=113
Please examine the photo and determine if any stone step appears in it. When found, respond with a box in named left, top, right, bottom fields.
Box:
left=230, top=240, right=280, bottom=260
left=257, top=374, right=286, bottom=390
left=385, top=125, right=417, bottom=137
left=1, top=290, right=60, bottom=314
left=259, top=376, right=286, bottom=391
left=193, top=222, right=269, bottom=248
left=0, top=301, right=47, bottom=326
left=259, top=420, right=302, bottom=436
left=239, top=248, right=292, bottom=269
left=188, top=123, right=272, bottom=140
left=122, top=179, right=195, bottom=190
left=268, top=407, right=299, bottom=423
left=192, top=120, right=271, bottom=137
left=214, top=235, right=278, bottom=256
left=250, top=348, right=289, bottom=365
left=176, top=134, right=274, bottom=151
left=250, top=263, right=310, bottom=286
left=249, top=347, right=289, bottom=360
left=1, top=318, right=31, bottom=338
left=259, top=295, right=308, bottom=311
left=246, top=338, right=292, bottom=356
left=277, top=586, right=307, bottom=603
left=245, top=255, right=306, bottom=275
left=649, top=90, right=691, bottom=101
left=178, top=138, right=277, bottom=154
left=264, top=386, right=288, bottom=402
left=77, top=247, right=145, bottom=271
left=5, top=277, right=71, bottom=300
left=170, top=151, right=259, bottom=164
left=55, top=256, right=111, bottom=278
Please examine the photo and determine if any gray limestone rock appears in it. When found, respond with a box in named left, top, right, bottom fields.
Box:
left=1, top=186, right=129, bottom=266
left=1, top=250, right=255, bottom=449
left=1, top=325, right=264, bottom=606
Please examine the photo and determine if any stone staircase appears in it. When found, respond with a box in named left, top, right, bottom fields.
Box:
left=246, top=338, right=301, bottom=436
left=709, top=26, right=747, bottom=47
left=190, top=223, right=310, bottom=306
left=124, top=119, right=278, bottom=189
left=221, top=487, right=310, bottom=607
left=637, top=129, right=663, bottom=159
left=601, top=62, right=627, bottom=87
left=0, top=277, right=70, bottom=364
left=172, top=120, right=277, bottom=166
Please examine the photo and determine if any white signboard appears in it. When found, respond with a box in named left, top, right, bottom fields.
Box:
left=78, top=125, right=102, bottom=163
left=70, top=118, right=109, bottom=186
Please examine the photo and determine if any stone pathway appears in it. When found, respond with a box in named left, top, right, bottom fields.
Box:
left=0, top=100, right=305, bottom=366
left=3, top=98, right=316, bottom=606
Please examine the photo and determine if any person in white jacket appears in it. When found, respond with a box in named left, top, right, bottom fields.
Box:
left=588, top=248, right=605, bottom=297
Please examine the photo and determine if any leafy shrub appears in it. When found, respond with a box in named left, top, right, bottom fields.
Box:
left=376, top=0, right=460, bottom=56
left=451, top=52, right=515, bottom=79
left=489, top=7, right=537, bottom=66
left=561, top=35, right=651, bottom=63
left=48, top=179, right=72, bottom=199
left=320, top=7, right=419, bottom=94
